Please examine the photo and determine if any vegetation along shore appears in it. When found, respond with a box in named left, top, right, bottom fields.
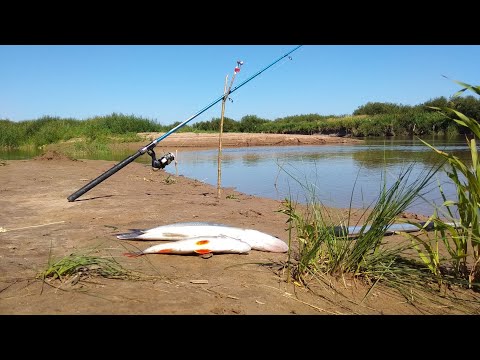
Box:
left=2, top=95, right=480, bottom=150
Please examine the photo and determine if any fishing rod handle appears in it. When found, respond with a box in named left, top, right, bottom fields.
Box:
left=67, top=150, right=144, bottom=202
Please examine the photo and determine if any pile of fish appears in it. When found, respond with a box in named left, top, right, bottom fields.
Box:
left=116, top=222, right=289, bottom=257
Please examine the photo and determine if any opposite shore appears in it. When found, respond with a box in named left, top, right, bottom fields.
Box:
left=133, top=132, right=363, bottom=149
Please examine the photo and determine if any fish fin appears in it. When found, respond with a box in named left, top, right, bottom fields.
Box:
left=116, top=230, right=145, bottom=240
left=123, top=252, right=143, bottom=258
left=195, top=239, right=210, bottom=245
left=195, top=249, right=212, bottom=255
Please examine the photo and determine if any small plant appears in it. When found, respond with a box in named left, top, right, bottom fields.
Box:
left=226, top=194, right=239, bottom=200
left=162, top=175, right=177, bottom=184
left=278, top=161, right=440, bottom=283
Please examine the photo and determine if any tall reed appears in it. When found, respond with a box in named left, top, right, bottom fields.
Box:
left=407, top=79, right=480, bottom=289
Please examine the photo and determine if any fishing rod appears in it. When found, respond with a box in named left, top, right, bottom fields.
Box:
left=67, top=45, right=303, bottom=202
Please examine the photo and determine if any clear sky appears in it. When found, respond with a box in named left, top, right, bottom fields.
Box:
left=1, top=45, right=480, bottom=124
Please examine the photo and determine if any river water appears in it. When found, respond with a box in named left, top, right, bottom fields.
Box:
left=1, top=136, right=473, bottom=216
left=165, top=136, right=471, bottom=216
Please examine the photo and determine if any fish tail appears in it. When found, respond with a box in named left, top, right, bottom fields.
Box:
left=116, top=230, right=144, bottom=240
left=123, top=251, right=144, bottom=258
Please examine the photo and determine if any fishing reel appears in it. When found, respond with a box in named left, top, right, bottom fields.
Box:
left=147, top=149, right=175, bottom=169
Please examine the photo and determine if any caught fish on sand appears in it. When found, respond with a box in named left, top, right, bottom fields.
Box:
left=116, top=222, right=289, bottom=253
left=124, top=235, right=252, bottom=257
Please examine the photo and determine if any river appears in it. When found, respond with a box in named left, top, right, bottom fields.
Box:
left=165, top=136, right=471, bottom=216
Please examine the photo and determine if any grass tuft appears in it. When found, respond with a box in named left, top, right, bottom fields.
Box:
left=37, top=246, right=159, bottom=285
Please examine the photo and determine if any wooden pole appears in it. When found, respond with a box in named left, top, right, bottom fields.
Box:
left=216, top=60, right=243, bottom=199
left=217, top=74, right=229, bottom=198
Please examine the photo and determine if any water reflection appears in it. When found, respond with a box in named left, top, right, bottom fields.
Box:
left=0, top=147, right=44, bottom=160
left=241, top=153, right=261, bottom=166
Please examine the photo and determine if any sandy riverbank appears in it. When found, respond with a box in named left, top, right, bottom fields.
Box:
left=0, top=133, right=477, bottom=315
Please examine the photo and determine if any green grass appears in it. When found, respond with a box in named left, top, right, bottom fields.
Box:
left=37, top=244, right=161, bottom=285
left=0, top=113, right=166, bottom=149
left=279, top=162, right=440, bottom=276
left=38, top=252, right=136, bottom=281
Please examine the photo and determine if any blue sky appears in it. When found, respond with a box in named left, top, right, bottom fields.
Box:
left=1, top=45, right=480, bottom=124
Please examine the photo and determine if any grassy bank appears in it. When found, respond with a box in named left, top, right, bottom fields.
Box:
left=0, top=113, right=168, bottom=149
left=3, top=92, right=480, bottom=149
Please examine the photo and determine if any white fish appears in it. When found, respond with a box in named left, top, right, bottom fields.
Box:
left=116, top=222, right=289, bottom=253
left=124, top=235, right=252, bottom=257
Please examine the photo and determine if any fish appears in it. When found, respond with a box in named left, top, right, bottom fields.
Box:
left=123, top=235, right=252, bottom=257
left=116, top=221, right=289, bottom=253
left=332, top=221, right=459, bottom=238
